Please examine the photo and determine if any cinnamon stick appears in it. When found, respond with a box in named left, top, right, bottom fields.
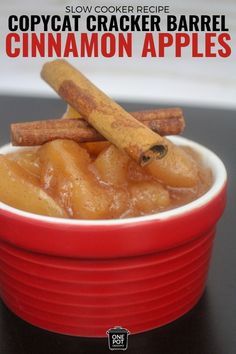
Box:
left=63, top=104, right=184, bottom=133
left=11, top=108, right=185, bottom=146
left=41, top=59, right=168, bottom=166
left=63, top=106, right=185, bottom=135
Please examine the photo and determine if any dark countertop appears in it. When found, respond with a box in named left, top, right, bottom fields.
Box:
left=0, top=96, right=235, bottom=354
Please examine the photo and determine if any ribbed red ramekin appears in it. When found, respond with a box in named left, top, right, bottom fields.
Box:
left=0, top=136, right=227, bottom=337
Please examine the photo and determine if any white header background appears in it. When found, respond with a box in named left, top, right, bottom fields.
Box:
left=0, top=0, right=235, bottom=109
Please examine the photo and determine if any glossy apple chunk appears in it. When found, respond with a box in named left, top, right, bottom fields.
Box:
left=7, top=148, right=40, bottom=178
left=94, top=144, right=129, bottom=185
left=146, top=141, right=199, bottom=187
left=130, top=181, right=170, bottom=214
left=0, top=155, right=67, bottom=217
left=39, top=139, right=116, bottom=219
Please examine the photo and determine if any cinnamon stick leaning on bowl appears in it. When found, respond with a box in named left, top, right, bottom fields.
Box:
left=40, top=59, right=168, bottom=166
left=11, top=108, right=185, bottom=146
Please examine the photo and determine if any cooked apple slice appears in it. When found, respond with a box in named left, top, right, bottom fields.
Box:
left=94, top=144, right=129, bottom=185
left=0, top=155, right=67, bottom=217
left=146, top=140, right=199, bottom=187
left=7, top=148, right=40, bottom=178
left=39, top=139, right=114, bottom=219
left=130, top=181, right=170, bottom=214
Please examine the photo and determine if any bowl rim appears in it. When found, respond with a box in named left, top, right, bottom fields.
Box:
left=0, top=136, right=227, bottom=226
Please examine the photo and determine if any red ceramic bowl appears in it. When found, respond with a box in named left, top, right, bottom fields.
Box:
left=0, top=136, right=227, bottom=337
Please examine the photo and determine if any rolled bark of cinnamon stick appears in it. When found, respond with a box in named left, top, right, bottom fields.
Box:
left=11, top=108, right=185, bottom=146
left=63, top=104, right=184, bottom=130
left=41, top=59, right=168, bottom=166
left=11, top=119, right=103, bottom=146
left=63, top=106, right=185, bottom=135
